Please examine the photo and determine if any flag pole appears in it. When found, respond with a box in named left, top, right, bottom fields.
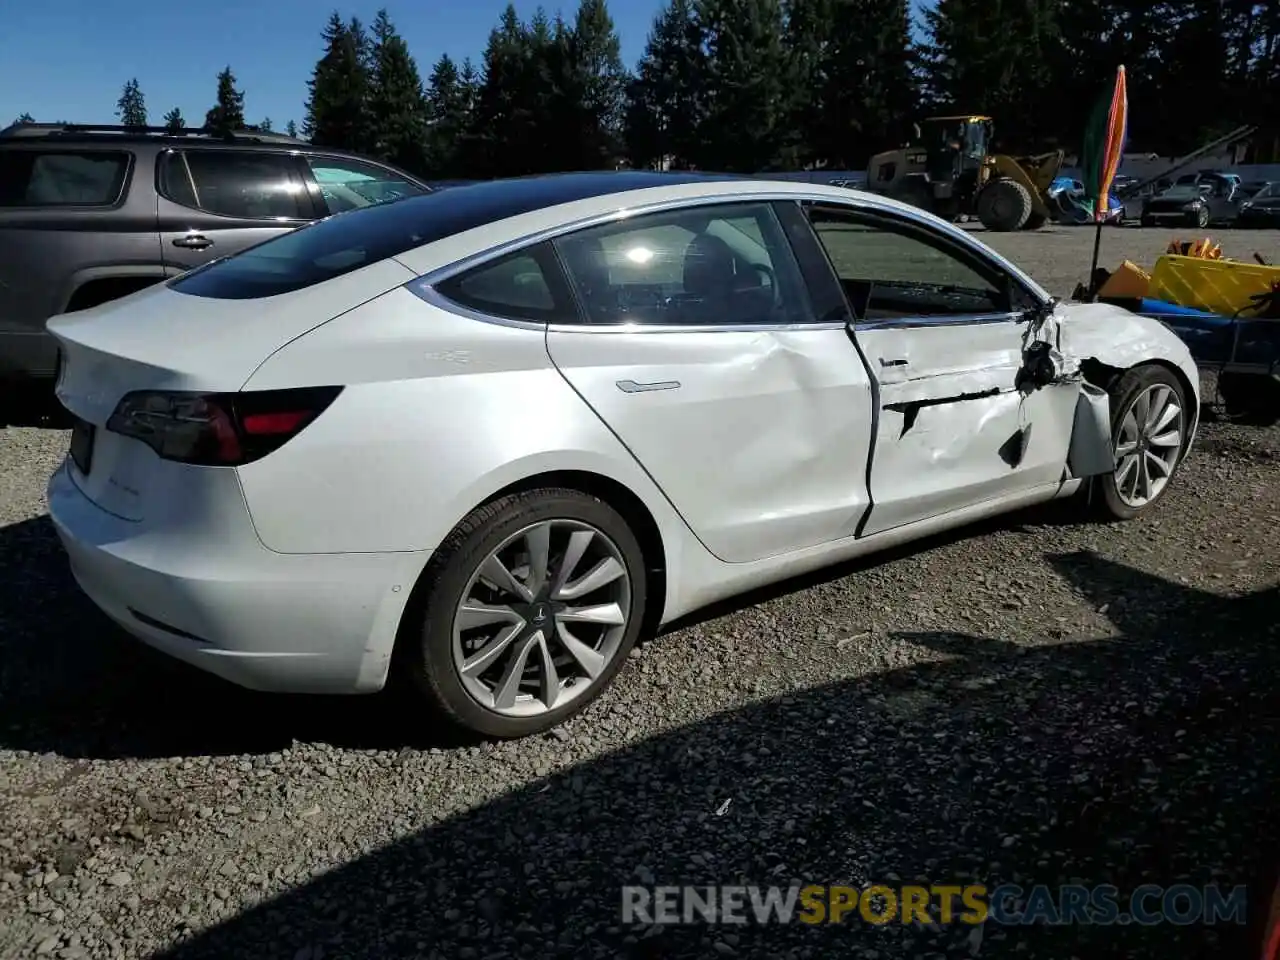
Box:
left=1088, top=214, right=1104, bottom=298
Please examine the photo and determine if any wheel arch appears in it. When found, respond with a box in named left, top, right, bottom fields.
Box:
left=389, top=467, right=671, bottom=680
left=1080, top=356, right=1200, bottom=460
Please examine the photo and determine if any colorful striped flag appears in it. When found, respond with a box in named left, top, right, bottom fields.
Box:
left=1081, top=66, right=1129, bottom=223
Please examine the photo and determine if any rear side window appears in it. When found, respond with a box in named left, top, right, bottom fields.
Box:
left=433, top=243, right=573, bottom=323
left=0, top=150, right=129, bottom=207
left=160, top=150, right=310, bottom=221
left=172, top=194, right=444, bottom=299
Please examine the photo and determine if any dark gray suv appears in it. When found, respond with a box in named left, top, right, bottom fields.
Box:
left=0, top=123, right=431, bottom=382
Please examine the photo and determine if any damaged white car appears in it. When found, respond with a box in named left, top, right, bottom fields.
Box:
left=46, top=172, right=1199, bottom=738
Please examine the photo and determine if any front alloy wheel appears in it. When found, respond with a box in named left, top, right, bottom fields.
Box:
left=1096, top=365, right=1188, bottom=520
left=403, top=488, right=647, bottom=738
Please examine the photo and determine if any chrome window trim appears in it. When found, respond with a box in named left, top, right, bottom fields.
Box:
left=856, top=311, right=1025, bottom=331
left=404, top=189, right=1050, bottom=332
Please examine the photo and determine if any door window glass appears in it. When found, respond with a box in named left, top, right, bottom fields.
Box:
left=553, top=202, right=814, bottom=326
left=167, top=150, right=310, bottom=220
left=808, top=207, right=1011, bottom=320
left=304, top=156, right=426, bottom=215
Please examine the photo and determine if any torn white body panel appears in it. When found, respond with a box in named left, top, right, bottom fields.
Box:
left=546, top=325, right=876, bottom=564
left=853, top=316, right=1080, bottom=538
left=1067, top=383, right=1115, bottom=478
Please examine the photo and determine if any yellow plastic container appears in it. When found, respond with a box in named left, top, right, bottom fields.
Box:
left=1148, top=255, right=1280, bottom=316
left=1099, top=259, right=1151, bottom=299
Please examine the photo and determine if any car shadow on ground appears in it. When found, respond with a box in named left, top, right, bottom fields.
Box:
left=0, top=497, right=1111, bottom=761
left=130, top=551, right=1277, bottom=960
left=0, top=381, right=72, bottom=429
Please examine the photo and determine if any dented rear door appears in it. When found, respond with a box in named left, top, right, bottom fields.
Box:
left=545, top=200, right=876, bottom=565
left=802, top=202, right=1079, bottom=538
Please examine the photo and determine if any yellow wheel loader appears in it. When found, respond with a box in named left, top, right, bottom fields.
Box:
left=866, top=116, right=1065, bottom=231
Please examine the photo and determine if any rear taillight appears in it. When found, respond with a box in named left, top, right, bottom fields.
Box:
left=106, top=386, right=342, bottom=466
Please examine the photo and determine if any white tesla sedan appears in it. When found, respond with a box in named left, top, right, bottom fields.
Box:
left=47, top=172, right=1199, bottom=738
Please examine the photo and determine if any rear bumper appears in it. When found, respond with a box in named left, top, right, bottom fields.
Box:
left=0, top=329, right=58, bottom=380
left=47, top=460, right=431, bottom=694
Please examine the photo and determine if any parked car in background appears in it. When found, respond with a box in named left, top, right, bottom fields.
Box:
left=45, top=171, right=1200, bottom=738
left=1237, top=181, right=1280, bottom=228
left=0, top=122, right=431, bottom=384
left=1141, top=171, right=1243, bottom=228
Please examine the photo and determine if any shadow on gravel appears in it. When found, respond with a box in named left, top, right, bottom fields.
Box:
left=134, top=552, right=1279, bottom=960
left=0, top=502, right=1080, bottom=761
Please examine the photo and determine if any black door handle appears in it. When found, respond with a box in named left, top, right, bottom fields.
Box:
left=172, top=235, right=213, bottom=250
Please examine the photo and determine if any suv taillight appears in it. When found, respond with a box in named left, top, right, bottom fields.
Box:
left=106, top=386, right=342, bottom=466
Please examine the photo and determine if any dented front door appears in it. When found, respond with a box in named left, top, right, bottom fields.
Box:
left=804, top=203, right=1078, bottom=538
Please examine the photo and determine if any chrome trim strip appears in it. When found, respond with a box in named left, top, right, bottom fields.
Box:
left=412, top=283, right=547, bottom=333
left=856, top=311, right=1023, bottom=331
left=545, top=320, right=851, bottom=335
left=401, top=188, right=1051, bottom=307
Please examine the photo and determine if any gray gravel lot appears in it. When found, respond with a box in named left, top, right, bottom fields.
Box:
left=2, top=226, right=1280, bottom=960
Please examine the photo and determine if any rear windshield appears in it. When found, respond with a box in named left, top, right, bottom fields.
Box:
left=0, top=150, right=130, bottom=207
left=171, top=196, right=441, bottom=299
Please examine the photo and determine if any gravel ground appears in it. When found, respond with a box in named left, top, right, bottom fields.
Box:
left=2, top=227, right=1280, bottom=960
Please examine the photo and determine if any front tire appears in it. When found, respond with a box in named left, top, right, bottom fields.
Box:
left=976, top=178, right=1033, bottom=231
left=401, top=488, right=648, bottom=738
left=1095, top=365, right=1189, bottom=521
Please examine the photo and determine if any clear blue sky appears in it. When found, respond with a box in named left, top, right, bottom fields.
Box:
left=2, top=0, right=932, bottom=130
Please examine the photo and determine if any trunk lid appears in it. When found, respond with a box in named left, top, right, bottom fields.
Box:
left=49, top=257, right=414, bottom=522
left=50, top=257, right=415, bottom=423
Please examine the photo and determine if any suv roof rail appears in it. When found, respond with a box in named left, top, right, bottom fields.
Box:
left=0, top=122, right=309, bottom=145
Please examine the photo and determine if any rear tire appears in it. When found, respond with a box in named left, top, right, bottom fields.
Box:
left=400, top=488, right=648, bottom=739
left=891, top=177, right=935, bottom=214
left=976, top=178, right=1032, bottom=231
left=1094, top=365, right=1190, bottom=521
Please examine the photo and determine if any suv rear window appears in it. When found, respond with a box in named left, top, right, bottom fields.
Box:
left=0, top=150, right=130, bottom=207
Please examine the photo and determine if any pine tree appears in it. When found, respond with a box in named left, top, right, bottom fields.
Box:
left=806, top=0, right=916, bottom=168
left=425, top=54, right=469, bottom=176
left=14, top=112, right=35, bottom=125
left=624, top=0, right=708, bottom=169
left=368, top=8, right=429, bottom=173
left=921, top=0, right=1061, bottom=150
left=258, top=117, right=274, bottom=132
left=554, top=0, right=629, bottom=170
left=467, top=5, right=541, bottom=177
left=303, top=12, right=374, bottom=152
left=162, top=107, right=185, bottom=133
left=116, top=78, right=147, bottom=128
left=695, top=0, right=790, bottom=171
left=285, top=120, right=299, bottom=138
left=204, top=66, right=246, bottom=135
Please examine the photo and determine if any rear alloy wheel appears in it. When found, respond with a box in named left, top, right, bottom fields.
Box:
left=1095, top=366, right=1188, bottom=520
left=403, top=489, right=647, bottom=738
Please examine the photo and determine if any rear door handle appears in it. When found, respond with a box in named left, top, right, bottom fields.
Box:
left=616, top=379, right=681, bottom=393
left=172, top=235, right=213, bottom=250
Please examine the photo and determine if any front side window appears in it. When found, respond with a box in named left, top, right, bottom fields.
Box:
left=304, top=156, right=427, bottom=215
left=552, top=202, right=814, bottom=326
left=0, top=150, right=129, bottom=207
left=166, top=150, right=310, bottom=220
left=807, top=206, right=1013, bottom=320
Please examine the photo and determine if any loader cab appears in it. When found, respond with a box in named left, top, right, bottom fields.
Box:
left=919, top=115, right=992, bottom=206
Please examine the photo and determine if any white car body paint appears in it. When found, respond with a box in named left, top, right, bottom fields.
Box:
left=44, top=175, right=1201, bottom=697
